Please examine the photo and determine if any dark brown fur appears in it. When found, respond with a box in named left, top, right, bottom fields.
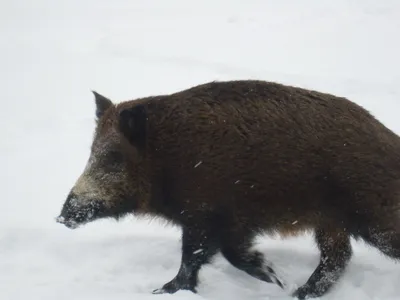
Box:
left=59, top=80, right=400, bottom=299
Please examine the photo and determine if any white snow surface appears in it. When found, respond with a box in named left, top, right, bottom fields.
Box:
left=1, top=1, right=400, bottom=299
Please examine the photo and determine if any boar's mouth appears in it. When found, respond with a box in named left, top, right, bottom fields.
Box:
left=56, top=216, right=80, bottom=229
left=56, top=193, right=109, bottom=229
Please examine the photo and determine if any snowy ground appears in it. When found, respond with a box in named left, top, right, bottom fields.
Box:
left=1, top=0, right=400, bottom=299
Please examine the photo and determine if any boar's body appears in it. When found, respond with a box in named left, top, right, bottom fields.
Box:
left=144, top=82, right=398, bottom=228
left=58, top=80, right=400, bottom=299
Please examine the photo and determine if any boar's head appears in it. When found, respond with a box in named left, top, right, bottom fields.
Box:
left=56, top=92, right=149, bottom=229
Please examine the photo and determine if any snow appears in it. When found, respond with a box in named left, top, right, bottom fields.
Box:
left=1, top=0, right=400, bottom=299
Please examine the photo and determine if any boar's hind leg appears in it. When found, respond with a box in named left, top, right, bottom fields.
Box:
left=360, top=221, right=400, bottom=261
left=152, top=225, right=219, bottom=294
left=220, top=228, right=285, bottom=289
left=293, top=228, right=352, bottom=300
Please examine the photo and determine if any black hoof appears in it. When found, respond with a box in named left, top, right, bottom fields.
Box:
left=271, top=273, right=285, bottom=289
left=152, top=288, right=170, bottom=295
left=292, top=284, right=321, bottom=300
left=152, top=279, right=197, bottom=295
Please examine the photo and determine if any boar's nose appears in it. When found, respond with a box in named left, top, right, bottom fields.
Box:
left=56, top=216, right=65, bottom=224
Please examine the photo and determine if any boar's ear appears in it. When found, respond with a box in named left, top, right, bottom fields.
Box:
left=119, top=104, right=147, bottom=151
left=92, top=91, right=113, bottom=119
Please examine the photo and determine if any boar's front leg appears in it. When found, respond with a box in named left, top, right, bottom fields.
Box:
left=152, top=224, right=220, bottom=294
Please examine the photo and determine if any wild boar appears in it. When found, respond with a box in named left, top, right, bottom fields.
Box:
left=56, top=80, right=400, bottom=299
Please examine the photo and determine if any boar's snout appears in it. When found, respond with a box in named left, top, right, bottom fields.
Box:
left=56, top=192, right=104, bottom=229
left=56, top=215, right=79, bottom=229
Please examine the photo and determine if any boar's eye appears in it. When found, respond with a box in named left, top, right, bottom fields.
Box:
left=104, top=150, right=124, bottom=165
